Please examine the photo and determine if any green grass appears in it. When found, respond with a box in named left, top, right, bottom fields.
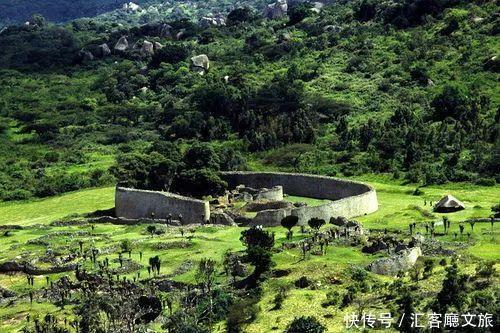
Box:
left=0, top=187, right=114, bottom=226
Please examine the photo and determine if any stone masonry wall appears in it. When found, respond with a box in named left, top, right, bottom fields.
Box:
left=115, top=187, right=210, bottom=225
left=221, top=172, right=378, bottom=226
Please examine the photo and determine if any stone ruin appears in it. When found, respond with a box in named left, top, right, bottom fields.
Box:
left=114, top=172, right=378, bottom=227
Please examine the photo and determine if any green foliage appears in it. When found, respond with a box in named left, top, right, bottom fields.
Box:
left=285, top=316, right=325, bottom=333
left=434, top=262, right=469, bottom=312
left=308, top=218, right=326, bottom=231
left=227, top=7, right=255, bottom=25
left=150, top=43, right=189, bottom=68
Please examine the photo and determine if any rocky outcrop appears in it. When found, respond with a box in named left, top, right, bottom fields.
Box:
left=122, top=2, right=141, bottom=12
left=81, top=50, right=94, bottom=62
left=140, top=23, right=172, bottom=38
left=265, top=0, right=288, bottom=19
left=96, top=43, right=111, bottom=57
left=114, top=36, right=129, bottom=52
left=367, top=247, right=422, bottom=276
left=199, top=16, right=226, bottom=29
left=323, top=25, right=342, bottom=33
left=141, top=40, right=154, bottom=57
left=210, top=210, right=236, bottom=226
left=154, top=42, right=163, bottom=51
left=362, top=240, right=389, bottom=254
left=191, top=54, right=210, bottom=74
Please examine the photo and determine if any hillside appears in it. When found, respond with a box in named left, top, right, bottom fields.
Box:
left=0, top=0, right=150, bottom=27
left=0, top=0, right=498, bottom=202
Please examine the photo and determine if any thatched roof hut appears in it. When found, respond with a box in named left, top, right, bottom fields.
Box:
left=433, top=194, right=465, bottom=213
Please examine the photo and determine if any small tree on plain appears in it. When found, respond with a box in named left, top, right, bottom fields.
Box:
left=308, top=218, right=325, bottom=231
left=286, top=316, right=325, bottom=333
left=281, top=215, right=299, bottom=240
left=195, top=258, right=217, bottom=294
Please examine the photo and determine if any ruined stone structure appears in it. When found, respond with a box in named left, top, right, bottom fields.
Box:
left=114, top=172, right=378, bottom=227
left=115, top=187, right=210, bottom=225
left=221, top=172, right=378, bottom=226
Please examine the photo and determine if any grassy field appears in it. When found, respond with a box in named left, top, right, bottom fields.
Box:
left=0, top=187, right=115, bottom=226
left=0, top=177, right=498, bottom=332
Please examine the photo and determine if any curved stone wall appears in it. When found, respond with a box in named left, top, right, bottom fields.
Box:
left=221, top=172, right=378, bottom=226
left=115, top=187, right=210, bottom=225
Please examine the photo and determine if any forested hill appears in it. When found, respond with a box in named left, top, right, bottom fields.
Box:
left=0, top=0, right=150, bottom=26
left=0, top=0, right=498, bottom=201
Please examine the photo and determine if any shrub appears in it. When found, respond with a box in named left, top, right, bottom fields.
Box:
left=286, top=316, right=325, bottom=333
left=475, top=178, right=496, bottom=186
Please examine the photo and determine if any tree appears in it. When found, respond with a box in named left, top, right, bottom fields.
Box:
left=183, top=142, right=220, bottom=170
left=240, top=226, right=275, bottom=250
left=147, top=225, right=157, bottom=237
left=149, top=256, right=161, bottom=275
left=430, top=83, right=473, bottom=122
left=150, top=43, right=189, bottom=67
left=240, top=227, right=275, bottom=284
left=423, top=259, right=435, bottom=279
left=227, top=7, right=253, bottom=25
left=281, top=215, right=299, bottom=240
left=288, top=3, right=312, bottom=25
left=434, top=263, right=468, bottom=313
left=286, top=316, right=325, bottom=333
left=172, top=169, right=227, bottom=198
left=120, top=239, right=133, bottom=255
left=491, top=204, right=500, bottom=218
left=195, top=258, right=217, bottom=294
left=308, top=218, right=325, bottom=231
left=396, top=288, right=418, bottom=333
left=475, top=261, right=495, bottom=283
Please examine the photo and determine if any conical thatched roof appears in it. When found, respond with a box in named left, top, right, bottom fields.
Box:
left=434, top=194, right=465, bottom=213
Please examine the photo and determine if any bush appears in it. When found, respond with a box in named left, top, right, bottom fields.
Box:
left=475, top=178, right=496, bottom=186
left=150, top=44, right=189, bottom=67
left=286, top=316, right=325, bottom=333
left=172, top=169, right=227, bottom=198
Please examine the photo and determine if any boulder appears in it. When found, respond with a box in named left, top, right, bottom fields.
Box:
left=122, top=2, right=141, bottom=12
left=265, top=0, right=288, bottom=19
left=368, top=247, right=422, bottom=276
left=141, top=40, right=154, bottom=57
left=95, top=43, right=111, bottom=58
left=114, top=36, right=129, bottom=52
left=210, top=210, right=236, bottom=226
left=200, top=17, right=218, bottom=29
left=81, top=50, right=94, bottom=62
left=235, top=192, right=253, bottom=202
left=172, top=7, right=186, bottom=17
left=234, top=215, right=253, bottom=226
left=362, top=240, right=388, bottom=254
left=323, top=25, right=342, bottom=33
left=409, top=233, right=425, bottom=247
left=154, top=42, right=163, bottom=50
left=191, top=54, right=210, bottom=74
